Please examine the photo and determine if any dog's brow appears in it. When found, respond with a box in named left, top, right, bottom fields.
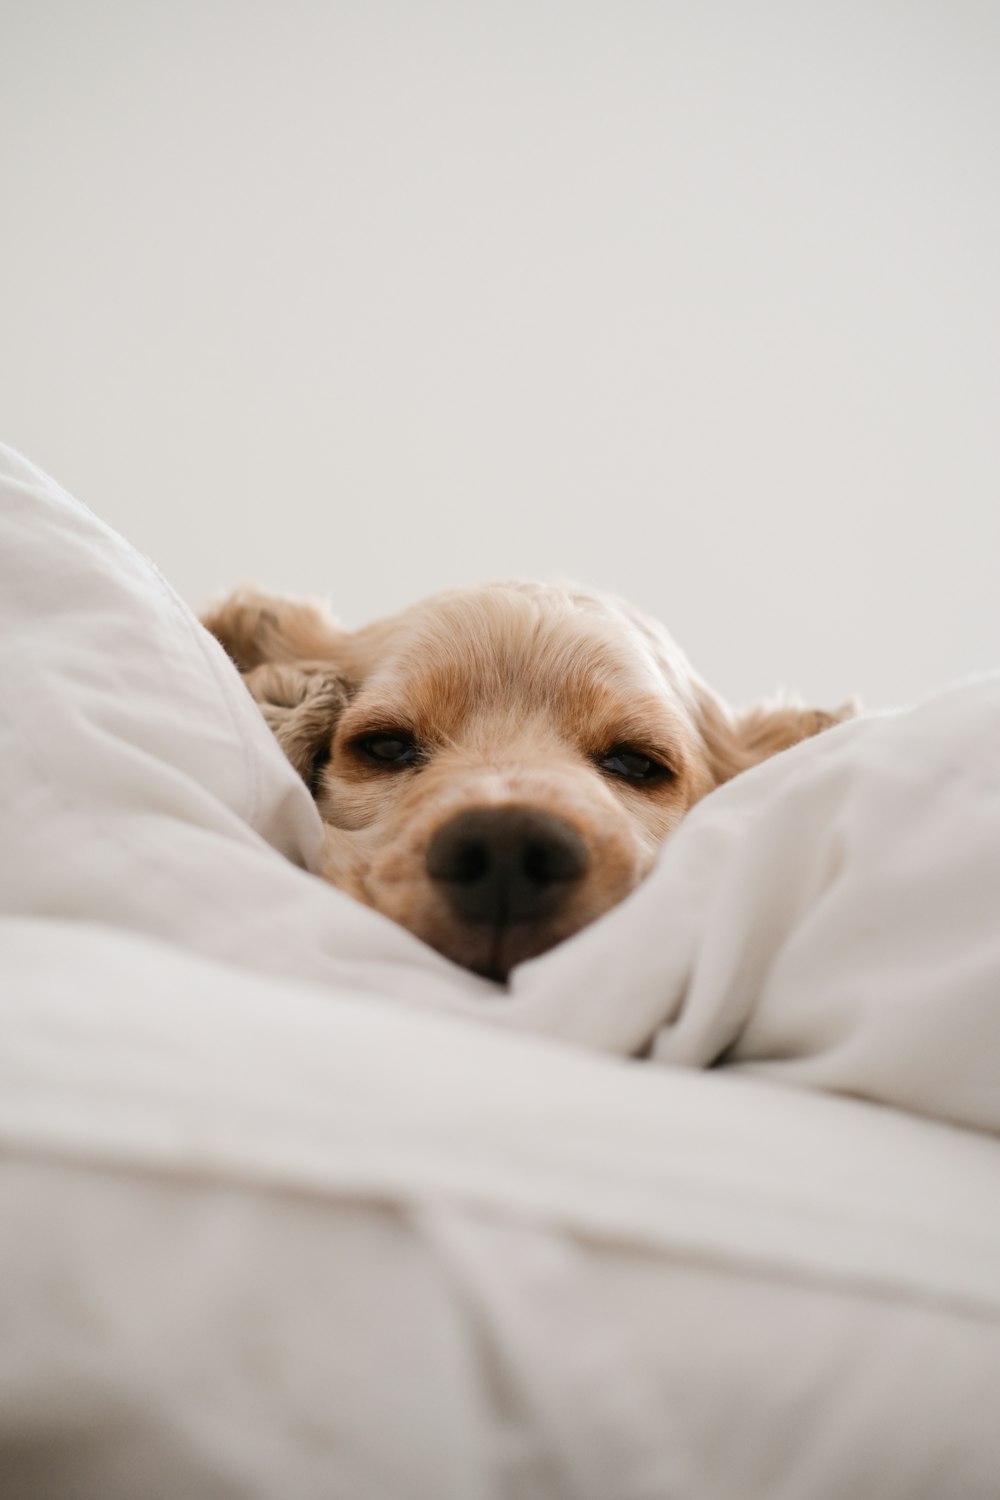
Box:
left=337, top=705, right=421, bottom=741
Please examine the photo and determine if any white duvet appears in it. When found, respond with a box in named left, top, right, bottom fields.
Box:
left=2, top=441, right=999, bottom=1499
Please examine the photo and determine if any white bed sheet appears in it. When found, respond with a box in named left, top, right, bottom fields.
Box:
left=3, top=440, right=1000, bottom=1499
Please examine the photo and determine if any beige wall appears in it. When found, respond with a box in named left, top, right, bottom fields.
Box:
left=2, top=1, right=998, bottom=708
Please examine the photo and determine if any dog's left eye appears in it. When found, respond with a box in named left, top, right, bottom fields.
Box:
left=359, top=733, right=423, bottom=767
left=598, top=747, right=670, bottom=784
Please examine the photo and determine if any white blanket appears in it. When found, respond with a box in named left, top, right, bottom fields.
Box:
left=3, top=441, right=1000, bottom=1499
left=516, top=673, right=1000, bottom=1134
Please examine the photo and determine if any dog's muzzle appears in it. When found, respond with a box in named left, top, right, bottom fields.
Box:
left=425, top=805, right=588, bottom=929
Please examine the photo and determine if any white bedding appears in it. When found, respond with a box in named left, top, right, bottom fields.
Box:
left=2, top=440, right=999, bottom=1499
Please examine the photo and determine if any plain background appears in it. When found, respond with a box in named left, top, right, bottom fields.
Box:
left=2, top=2, right=997, bottom=710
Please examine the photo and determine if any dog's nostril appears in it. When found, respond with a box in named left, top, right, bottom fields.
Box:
left=426, top=806, right=588, bottom=926
left=522, top=836, right=581, bottom=885
left=452, top=841, right=490, bottom=884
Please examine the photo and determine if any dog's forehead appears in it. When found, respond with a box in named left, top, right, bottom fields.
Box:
left=348, top=584, right=690, bottom=735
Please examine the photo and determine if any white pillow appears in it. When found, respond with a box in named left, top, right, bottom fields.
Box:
left=0, top=440, right=486, bottom=1006
left=519, top=669, right=1000, bottom=1134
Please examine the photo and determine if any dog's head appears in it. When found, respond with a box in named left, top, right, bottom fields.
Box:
left=203, top=583, right=853, bottom=981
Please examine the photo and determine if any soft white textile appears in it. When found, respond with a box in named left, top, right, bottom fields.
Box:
left=3, top=440, right=1000, bottom=1498
left=517, top=673, right=1000, bottom=1134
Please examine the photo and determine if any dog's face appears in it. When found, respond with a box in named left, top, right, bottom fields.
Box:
left=203, top=583, right=852, bottom=981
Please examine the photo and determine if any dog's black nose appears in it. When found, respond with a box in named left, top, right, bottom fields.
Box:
left=426, top=807, right=588, bottom=925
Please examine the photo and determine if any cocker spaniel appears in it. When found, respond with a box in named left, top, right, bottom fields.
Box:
left=203, top=583, right=852, bottom=981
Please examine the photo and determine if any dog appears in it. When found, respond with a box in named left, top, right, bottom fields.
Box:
left=202, top=583, right=853, bottom=981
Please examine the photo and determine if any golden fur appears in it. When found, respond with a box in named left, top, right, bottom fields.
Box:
left=202, top=583, right=853, bottom=981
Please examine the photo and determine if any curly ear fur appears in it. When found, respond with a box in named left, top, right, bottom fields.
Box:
left=693, top=685, right=858, bottom=786
left=200, top=587, right=346, bottom=672
left=241, top=662, right=350, bottom=791
left=201, top=589, right=351, bottom=793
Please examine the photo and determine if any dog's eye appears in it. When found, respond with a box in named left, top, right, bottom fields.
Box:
left=359, top=733, right=423, bottom=767
left=598, top=746, right=671, bottom=784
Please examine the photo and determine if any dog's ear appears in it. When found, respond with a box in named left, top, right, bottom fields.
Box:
left=693, top=682, right=858, bottom=787
left=201, top=589, right=351, bottom=795
left=200, top=587, right=346, bottom=672
left=242, top=661, right=349, bottom=793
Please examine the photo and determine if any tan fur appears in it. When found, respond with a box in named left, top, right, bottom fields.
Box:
left=203, top=582, right=855, bottom=980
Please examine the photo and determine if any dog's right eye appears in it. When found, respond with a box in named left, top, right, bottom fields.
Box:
left=358, top=733, right=423, bottom=767
left=597, top=745, right=673, bottom=785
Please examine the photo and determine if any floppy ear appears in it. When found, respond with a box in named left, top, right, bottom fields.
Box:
left=693, top=682, right=858, bottom=787
left=241, top=661, right=349, bottom=793
left=201, top=589, right=351, bottom=795
left=200, top=586, right=347, bottom=672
